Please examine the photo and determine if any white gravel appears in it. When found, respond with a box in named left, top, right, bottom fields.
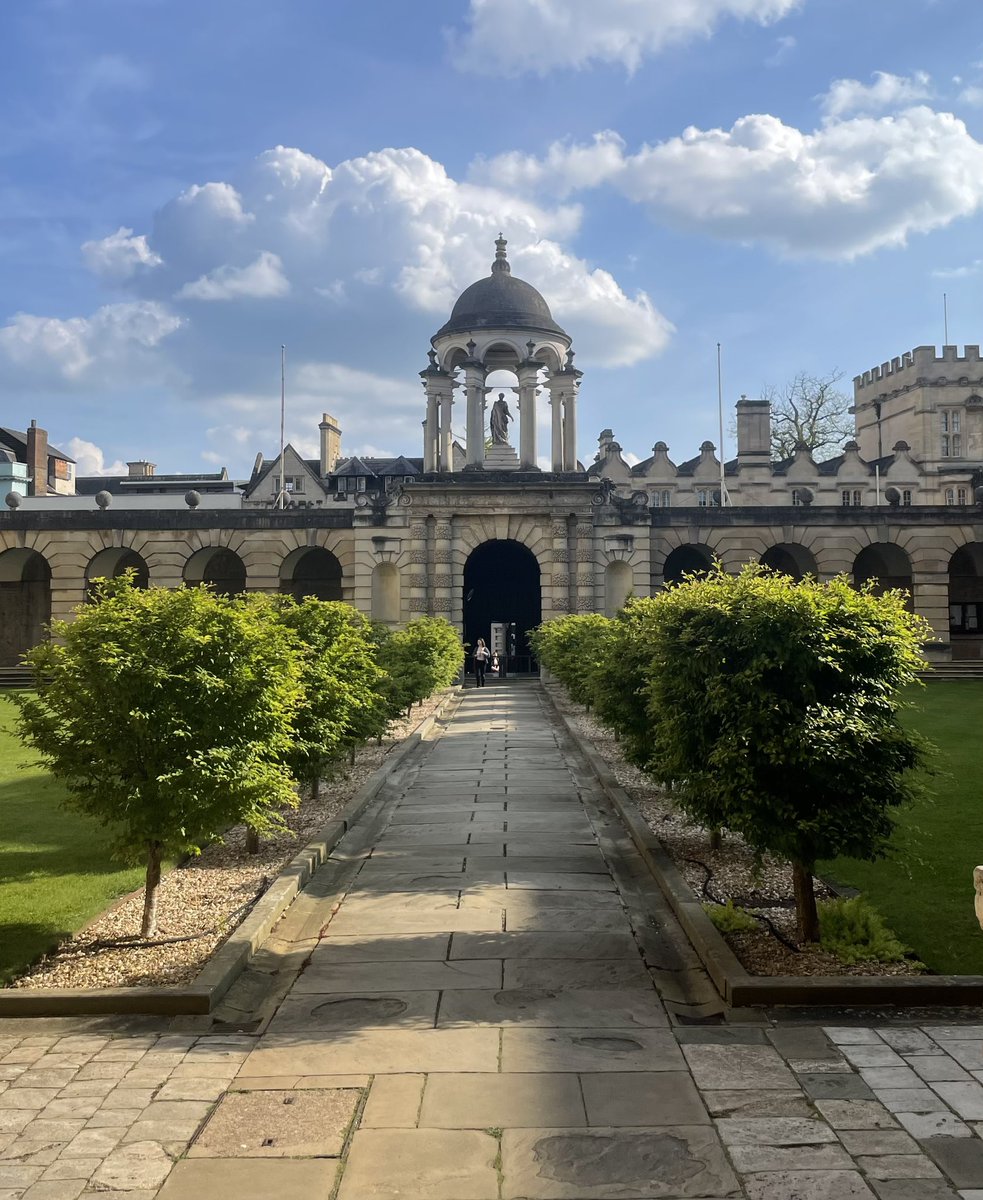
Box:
left=10, top=693, right=448, bottom=990
left=551, top=688, right=922, bottom=978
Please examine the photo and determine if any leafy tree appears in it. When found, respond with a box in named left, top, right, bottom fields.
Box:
left=269, top=596, right=390, bottom=787
left=375, top=617, right=464, bottom=717
left=16, top=577, right=303, bottom=937
left=529, top=614, right=615, bottom=711
left=636, top=564, right=931, bottom=942
left=766, top=369, right=853, bottom=462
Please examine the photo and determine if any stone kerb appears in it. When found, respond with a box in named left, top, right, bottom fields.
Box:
left=0, top=688, right=462, bottom=1018
left=543, top=685, right=983, bottom=1009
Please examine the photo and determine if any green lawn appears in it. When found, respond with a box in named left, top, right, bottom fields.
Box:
left=0, top=693, right=145, bottom=985
left=820, top=681, right=983, bottom=975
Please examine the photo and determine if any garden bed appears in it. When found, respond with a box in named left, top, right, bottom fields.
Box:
left=5, top=694, right=447, bottom=992
left=551, top=689, right=924, bottom=979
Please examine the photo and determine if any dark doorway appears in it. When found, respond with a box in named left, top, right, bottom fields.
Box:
left=463, top=540, right=541, bottom=674
left=853, top=543, right=912, bottom=610
left=662, top=544, right=713, bottom=587
left=760, top=543, right=818, bottom=581
left=0, top=549, right=51, bottom=667
left=280, top=547, right=343, bottom=602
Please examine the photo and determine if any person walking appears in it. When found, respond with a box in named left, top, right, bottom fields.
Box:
left=473, top=637, right=490, bottom=687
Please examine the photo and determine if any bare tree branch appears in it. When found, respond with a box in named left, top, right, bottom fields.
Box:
left=765, top=370, right=853, bottom=462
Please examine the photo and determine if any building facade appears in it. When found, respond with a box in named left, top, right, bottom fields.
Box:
left=3, top=239, right=983, bottom=669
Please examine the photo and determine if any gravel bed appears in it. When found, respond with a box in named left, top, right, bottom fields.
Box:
left=552, top=689, right=922, bottom=978
left=9, top=693, right=449, bottom=991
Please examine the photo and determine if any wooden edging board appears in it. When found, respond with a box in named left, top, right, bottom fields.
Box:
left=0, top=688, right=461, bottom=1018
left=544, top=685, right=983, bottom=1009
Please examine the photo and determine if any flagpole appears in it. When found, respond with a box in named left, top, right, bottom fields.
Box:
left=276, top=345, right=286, bottom=509
left=717, top=342, right=729, bottom=507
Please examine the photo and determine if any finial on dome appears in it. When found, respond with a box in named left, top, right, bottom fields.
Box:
left=493, top=234, right=510, bottom=274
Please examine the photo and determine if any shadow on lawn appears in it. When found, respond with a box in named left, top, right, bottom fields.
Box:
left=0, top=921, right=73, bottom=987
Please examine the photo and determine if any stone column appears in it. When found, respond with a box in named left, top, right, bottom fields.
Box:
left=547, top=381, right=564, bottom=472
left=563, top=391, right=578, bottom=471
left=913, top=569, right=952, bottom=659
left=464, top=360, right=487, bottom=468
left=439, top=389, right=454, bottom=472
left=407, top=521, right=429, bottom=618
left=433, top=520, right=453, bottom=617
left=517, top=360, right=540, bottom=469
left=448, top=516, right=463, bottom=633
left=423, top=388, right=439, bottom=471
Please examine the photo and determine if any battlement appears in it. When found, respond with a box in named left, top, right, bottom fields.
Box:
left=855, top=345, right=983, bottom=394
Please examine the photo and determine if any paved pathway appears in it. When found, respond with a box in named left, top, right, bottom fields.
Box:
left=4, top=684, right=983, bottom=1198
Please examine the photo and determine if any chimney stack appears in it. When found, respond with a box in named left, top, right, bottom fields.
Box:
left=319, top=413, right=342, bottom=475
left=735, top=395, right=772, bottom=471
left=127, top=460, right=156, bottom=478
left=26, top=420, right=48, bottom=496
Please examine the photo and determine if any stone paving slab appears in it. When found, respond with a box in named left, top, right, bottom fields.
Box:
left=11, top=688, right=983, bottom=1198
left=437, top=985, right=668, bottom=1028
left=500, top=1126, right=740, bottom=1198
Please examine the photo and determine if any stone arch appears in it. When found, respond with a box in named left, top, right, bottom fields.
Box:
left=760, top=542, right=819, bottom=581
left=183, top=546, right=247, bottom=596
left=463, top=538, right=542, bottom=672
left=605, top=559, right=633, bottom=616
left=853, top=543, right=913, bottom=599
left=0, top=548, right=51, bottom=666
left=371, top=562, right=400, bottom=624
left=948, top=542, right=983, bottom=659
left=280, top=546, right=343, bottom=601
left=85, top=547, right=149, bottom=595
left=662, top=543, right=714, bottom=587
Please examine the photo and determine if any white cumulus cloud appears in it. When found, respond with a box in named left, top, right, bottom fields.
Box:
left=65, top=438, right=128, bottom=476
left=453, top=0, right=802, bottom=74
left=82, top=226, right=163, bottom=280
left=0, top=301, right=182, bottom=385
left=472, top=103, right=983, bottom=260
left=821, top=71, right=932, bottom=119
left=115, top=143, right=668, bottom=369
left=176, top=251, right=290, bottom=301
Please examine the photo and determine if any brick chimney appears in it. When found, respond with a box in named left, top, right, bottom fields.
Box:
left=26, top=420, right=48, bottom=496
left=127, top=460, right=156, bottom=478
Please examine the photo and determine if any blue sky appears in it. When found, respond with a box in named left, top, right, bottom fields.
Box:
left=1, top=0, right=981, bottom=477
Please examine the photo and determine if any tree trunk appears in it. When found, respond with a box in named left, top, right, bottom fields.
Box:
left=245, top=826, right=260, bottom=855
left=141, top=841, right=163, bottom=938
left=792, top=860, right=820, bottom=944
left=709, top=828, right=722, bottom=852
left=349, top=746, right=356, bottom=766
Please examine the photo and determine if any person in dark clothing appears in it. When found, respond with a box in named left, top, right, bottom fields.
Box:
left=473, top=637, right=490, bottom=686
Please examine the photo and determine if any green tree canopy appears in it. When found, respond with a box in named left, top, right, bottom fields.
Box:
left=17, top=577, right=303, bottom=936
left=375, top=616, right=464, bottom=717
left=268, top=596, right=390, bottom=787
left=636, top=564, right=932, bottom=940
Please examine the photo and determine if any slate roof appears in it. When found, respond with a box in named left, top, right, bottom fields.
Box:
left=0, top=427, right=74, bottom=463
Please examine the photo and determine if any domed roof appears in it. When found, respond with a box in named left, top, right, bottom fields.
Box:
left=434, top=237, right=568, bottom=341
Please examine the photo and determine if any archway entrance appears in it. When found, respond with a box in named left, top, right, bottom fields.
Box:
left=949, top=543, right=983, bottom=659
left=463, top=540, right=541, bottom=675
left=0, top=549, right=51, bottom=667
left=86, top=548, right=149, bottom=599
left=662, top=544, right=713, bottom=587
left=760, top=543, right=817, bottom=581
left=280, top=547, right=342, bottom=602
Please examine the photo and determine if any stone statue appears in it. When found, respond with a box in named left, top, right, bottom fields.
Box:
left=490, top=393, right=513, bottom=445
left=974, top=867, right=983, bottom=929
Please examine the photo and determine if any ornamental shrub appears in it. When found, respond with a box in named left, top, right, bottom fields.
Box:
left=529, top=614, right=615, bottom=709
left=17, top=576, right=303, bottom=937
left=375, top=617, right=464, bottom=717
left=818, top=896, right=915, bottom=965
left=639, top=564, right=932, bottom=942
left=267, top=596, right=390, bottom=789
